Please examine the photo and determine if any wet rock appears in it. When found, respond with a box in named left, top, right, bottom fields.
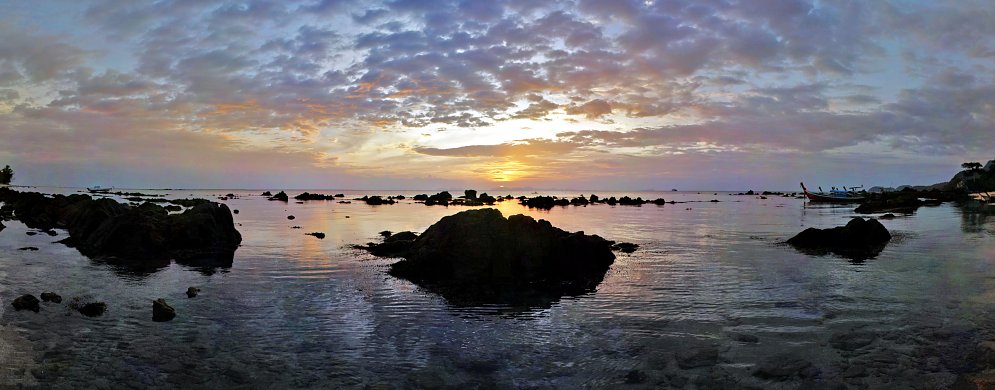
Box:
left=294, top=192, right=337, bottom=201
left=40, top=292, right=62, bottom=303
left=78, top=302, right=107, bottom=317
left=152, top=298, right=176, bottom=322
left=25, top=231, right=37, bottom=235
left=287, top=215, right=295, bottom=220
left=676, top=345, right=720, bottom=369
left=611, top=242, right=639, bottom=253
left=18, top=246, right=39, bottom=251
left=361, top=209, right=616, bottom=308
left=624, top=369, right=647, bottom=384
left=186, top=287, right=200, bottom=298
left=730, top=332, right=759, bottom=343
left=362, top=196, right=395, bottom=205
left=379, top=230, right=392, bottom=238
left=232, top=209, right=239, bottom=214
left=261, top=191, right=272, bottom=196
left=753, top=353, right=817, bottom=381
left=163, top=205, right=182, bottom=212
left=268, top=191, right=289, bottom=202
left=786, top=217, right=891, bottom=260
left=879, top=213, right=896, bottom=219
left=830, top=331, right=877, bottom=351
left=855, top=192, right=924, bottom=214
left=306, top=232, right=325, bottom=239
left=11, top=294, right=40, bottom=312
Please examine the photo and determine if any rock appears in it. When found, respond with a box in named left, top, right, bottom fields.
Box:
left=786, top=217, right=891, bottom=260
left=611, top=242, right=639, bottom=253
left=855, top=192, right=924, bottom=214
left=829, top=330, right=877, bottom=351
left=152, top=298, right=176, bottom=322
left=163, top=205, right=182, bottom=212
left=294, top=192, right=336, bottom=201
left=306, top=232, right=325, bottom=239
left=676, top=345, right=720, bottom=369
left=78, top=302, right=107, bottom=317
left=464, top=189, right=477, bottom=200
left=261, top=191, right=272, bottom=196
left=730, top=332, right=759, bottom=343
left=362, top=196, right=395, bottom=205
left=361, top=209, right=616, bottom=308
left=18, top=246, right=39, bottom=251
left=232, top=209, right=239, bottom=214
left=268, top=191, right=289, bottom=202
left=287, top=215, right=295, bottom=220
left=753, top=353, right=816, bottom=380
left=0, top=188, right=241, bottom=266
left=25, top=231, right=37, bottom=236
left=11, top=294, right=40, bottom=312
left=879, top=213, right=896, bottom=219
left=624, top=370, right=647, bottom=384
left=40, top=292, right=62, bottom=303
left=379, top=230, right=392, bottom=238
left=186, top=287, right=200, bottom=298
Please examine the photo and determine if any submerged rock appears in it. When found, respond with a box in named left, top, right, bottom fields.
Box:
left=40, top=292, right=62, bottom=303
left=12, top=294, right=40, bottom=312
left=359, top=209, right=616, bottom=308
left=611, top=242, right=639, bottom=253
left=186, top=287, right=200, bottom=298
left=786, top=217, right=891, bottom=260
left=78, top=302, right=107, bottom=317
left=306, top=232, right=325, bottom=239
left=152, top=298, right=176, bottom=322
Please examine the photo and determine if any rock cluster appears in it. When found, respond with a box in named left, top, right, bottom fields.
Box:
left=0, top=188, right=241, bottom=264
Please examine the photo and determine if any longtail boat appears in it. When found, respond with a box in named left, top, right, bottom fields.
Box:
left=799, top=182, right=865, bottom=203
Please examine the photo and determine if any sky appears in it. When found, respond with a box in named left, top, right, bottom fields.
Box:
left=0, top=0, right=993, bottom=191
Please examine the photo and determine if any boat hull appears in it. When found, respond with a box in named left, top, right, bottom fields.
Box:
left=803, top=192, right=865, bottom=203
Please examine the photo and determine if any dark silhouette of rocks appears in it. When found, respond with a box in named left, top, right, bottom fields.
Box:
left=40, top=292, right=62, bottom=303
left=18, top=246, right=38, bottom=251
left=787, top=218, right=891, bottom=260
left=464, top=189, right=477, bottom=200
left=232, top=209, right=239, bottom=214
left=261, top=191, right=272, bottom=196
left=334, top=193, right=345, bottom=198
left=168, top=198, right=211, bottom=207
left=294, top=192, right=337, bottom=201
left=152, top=298, right=176, bottom=322
left=186, top=287, right=200, bottom=298
left=77, top=302, right=107, bottom=317
left=11, top=294, right=40, bottom=312
left=287, top=215, right=295, bottom=220
left=611, top=242, right=639, bottom=253
left=358, top=209, right=615, bottom=309
left=0, top=188, right=241, bottom=267
left=268, top=191, right=289, bottom=202
left=415, top=191, right=453, bottom=206
left=361, top=195, right=395, bottom=205
left=306, top=232, right=325, bottom=239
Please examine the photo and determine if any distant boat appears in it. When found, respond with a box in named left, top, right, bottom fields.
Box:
left=87, top=186, right=113, bottom=193
left=799, top=182, right=865, bottom=203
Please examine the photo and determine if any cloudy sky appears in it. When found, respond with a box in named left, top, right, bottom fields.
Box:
left=0, top=0, right=992, bottom=190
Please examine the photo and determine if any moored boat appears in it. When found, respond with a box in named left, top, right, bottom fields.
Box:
left=800, top=182, right=865, bottom=203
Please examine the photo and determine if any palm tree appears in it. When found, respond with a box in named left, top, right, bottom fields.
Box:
left=0, top=165, right=12, bottom=185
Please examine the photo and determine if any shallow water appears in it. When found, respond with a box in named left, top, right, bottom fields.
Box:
left=2, top=188, right=995, bottom=388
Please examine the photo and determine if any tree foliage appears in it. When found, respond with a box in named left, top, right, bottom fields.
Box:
left=0, top=165, right=12, bottom=185
left=962, top=162, right=983, bottom=171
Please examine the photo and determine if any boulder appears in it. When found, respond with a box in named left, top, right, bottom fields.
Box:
left=786, top=218, right=891, bottom=260
left=78, top=302, right=107, bottom=317
left=11, top=294, right=40, bottom=312
left=287, top=215, right=295, bottom=220
left=360, top=209, right=616, bottom=308
left=261, top=191, right=272, bottom=196
left=306, top=232, right=325, bottom=239
left=40, top=292, right=62, bottom=303
left=186, top=287, right=200, bottom=298
left=152, top=298, right=176, bottom=322
left=268, top=191, right=289, bottom=202
left=611, top=242, right=639, bottom=253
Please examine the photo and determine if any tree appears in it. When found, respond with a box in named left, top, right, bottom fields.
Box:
left=962, top=162, right=983, bottom=171
left=0, top=165, right=12, bottom=185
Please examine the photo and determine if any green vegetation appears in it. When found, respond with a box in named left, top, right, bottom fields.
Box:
left=0, top=165, right=12, bottom=185
left=961, top=161, right=995, bottom=192
left=962, top=162, right=983, bottom=171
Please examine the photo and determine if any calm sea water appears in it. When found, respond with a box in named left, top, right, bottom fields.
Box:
left=1, top=188, right=994, bottom=388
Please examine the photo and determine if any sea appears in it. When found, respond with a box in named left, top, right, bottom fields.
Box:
left=1, top=187, right=994, bottom=388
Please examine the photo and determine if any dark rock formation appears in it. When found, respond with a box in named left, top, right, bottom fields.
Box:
left=152, top=298, right=176, bottom=322
left=362, top=196, right=395, bottom=205
left=306, top=232, right=325, bottom=239
left=186, top=287, right=200, bottom=298
left=163, top=205, right=182, bottom=212
left=268, top=191, right=289, bottom=202
left=359, top=209, right=616, bottom=309
left=786, top=218, right=891, bottom=260
left=611, top=242, right=639, bottom=253
left=78, top=302, right=107, bottom=317
left=40, top=292, right=62, bottom=303
left=416, top=191, right=453, bottom=206
left=287, top=215, right=295, bottom=220
left=521, top=196, right=569, bottom=209
left=261, top=191, right=272, bottom=196
left=18, top=247, right=38, bottom=251
left=0, top=188, right=241, bottom=267
left=464, top=189, right=477, bottom=200
left=855, top=193, right=924, bottom=214
left=294, top=192, right=337, bottom=201
left=11, top=294, right=40, bottom=312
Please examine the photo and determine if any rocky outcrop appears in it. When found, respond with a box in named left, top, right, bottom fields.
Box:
left=152, top=298, right=176, bottom=322
left=40, top=292, right=62, bottom=303
left=77, top=302, right=107, bottom=317
left=267, top=191, right=289, bottom=202
left=0, top=188, right=241, bottom=266
left=294, top=192, right=336, bottom=201
left=359, top=209, right=616, bottom=308
left=787, top=218, right=891, bottom=260
left=11, top=294, right=40, bottom=312
left=186, top=287, right=200, bottom=298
